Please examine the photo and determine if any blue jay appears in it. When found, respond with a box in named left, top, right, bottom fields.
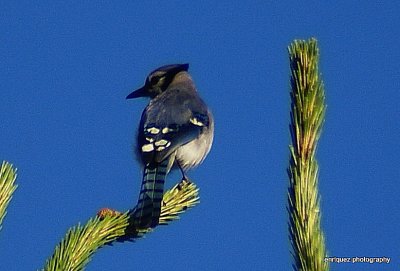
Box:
left=127, top=63, right=214, bottom=229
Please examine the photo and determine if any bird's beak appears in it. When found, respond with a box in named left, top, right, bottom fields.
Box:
left=126, top=86, right=146, bottom=99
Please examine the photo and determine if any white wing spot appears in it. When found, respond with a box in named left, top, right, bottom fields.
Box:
left=155, top=139, right=169, bottom=146
left=146, top=127, right=160, bottom=134
left=156, top=146, right=166, bottom=151
left=162, top=127, right=174, bottom=134
left=145, top=137, right=154, bottom=142
left=190, top=117, right=204, bottom=127
left=141, top=144, right=154, bottom=152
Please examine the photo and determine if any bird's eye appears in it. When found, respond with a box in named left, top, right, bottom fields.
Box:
left=150, top=75, right=162, bottom=85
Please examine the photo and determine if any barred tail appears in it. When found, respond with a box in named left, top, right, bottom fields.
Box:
left=133, top=160, right=168, bottom=228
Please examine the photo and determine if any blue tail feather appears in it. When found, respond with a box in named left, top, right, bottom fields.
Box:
left=133, top=160, right=168, bottom=228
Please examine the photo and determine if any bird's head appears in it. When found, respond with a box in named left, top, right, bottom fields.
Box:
left=127, top=63, right=189, bottom=99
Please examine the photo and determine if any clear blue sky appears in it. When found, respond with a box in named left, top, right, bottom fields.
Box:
left=1, top=2, right=399, bottom=270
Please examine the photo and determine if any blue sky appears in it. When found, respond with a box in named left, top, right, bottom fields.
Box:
left=1, top=1, right=399, bottom=270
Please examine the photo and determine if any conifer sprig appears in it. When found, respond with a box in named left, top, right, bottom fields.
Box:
left=0, top=161, right=18, bottom=231
left=43, top=179, right=199, bottom=271
left=287, top=38, right=329, bottom=271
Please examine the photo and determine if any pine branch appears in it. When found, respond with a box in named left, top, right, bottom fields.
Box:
left=287, top=38, right=329, bottom=271
left=42, top=214, right=129, bottom=271
left=42, top=179, right=199, bottom=271
left=0, top=161, right=18, bottom=232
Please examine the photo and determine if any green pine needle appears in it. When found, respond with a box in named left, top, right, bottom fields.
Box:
left=42, top=179, right=200, bottom=271
left=159, top=179, right=200, bottom=224
left=287, top=38, right=329, bottom=271
left=43, top=215, right=129, bottom=271
left=0, top=161, right=18, bottom=232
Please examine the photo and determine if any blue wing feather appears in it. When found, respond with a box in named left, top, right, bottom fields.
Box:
left=137, top=87, right=209, bottom=165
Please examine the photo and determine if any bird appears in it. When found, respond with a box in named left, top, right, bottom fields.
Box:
left=127, top=63, right=214, bottom=229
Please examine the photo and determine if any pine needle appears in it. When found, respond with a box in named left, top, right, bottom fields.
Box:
left=42, top=179, right=199, bottom=271
left=287, top=38, right=329, bottom=271
left=0, top=161, right=18, bottom=231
